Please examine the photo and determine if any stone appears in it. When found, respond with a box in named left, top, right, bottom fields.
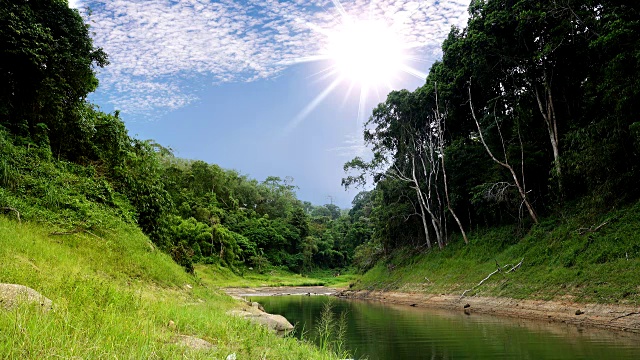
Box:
left=251, top=301, right=265, bottom=312
left=171, top=335, right=214, bottom=350
left=0, top=284, right=52, bottom=311
left=227, top=309, right=294, bottom=332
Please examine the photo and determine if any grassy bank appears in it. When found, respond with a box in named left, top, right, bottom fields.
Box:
left=0, top=217, right=336, bottom=359
left=353, top=200, right=640, bottom=305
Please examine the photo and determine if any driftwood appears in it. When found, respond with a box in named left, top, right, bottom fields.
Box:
left=460, top=258, right=524, bottom=299
left=1, top=207, right=21, bottom=223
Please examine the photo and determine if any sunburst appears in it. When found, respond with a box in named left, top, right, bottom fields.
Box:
left=285, top=0, right=428, bottom=132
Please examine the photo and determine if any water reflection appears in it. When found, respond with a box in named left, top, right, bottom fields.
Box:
left=252, top=295, right=640, bottom=360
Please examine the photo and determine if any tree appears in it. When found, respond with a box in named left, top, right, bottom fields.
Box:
left=0, top=0, right=108, bottom=157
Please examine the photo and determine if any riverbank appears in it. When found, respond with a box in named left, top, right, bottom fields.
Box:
left=337, top=289, right=640, bottom=333
left=223, top=286, right=338, bottom=299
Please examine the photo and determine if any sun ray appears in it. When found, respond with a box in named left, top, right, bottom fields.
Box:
left=280, top=55, right=331, bottom=66
left=330, top=0, right=350, bottom=20
left=285, top=76, right=344, bottom=134
left=400, top=64, right=428, bottom=80
left=342, top=81, right=357, bottom=108
left=357, top=85, right=369, bottom=125
left=306, top=66, right=340, bottom=83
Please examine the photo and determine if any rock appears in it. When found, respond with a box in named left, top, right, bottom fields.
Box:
left=171, top=335, right=214, bottom=350
left=250, top=313, right=294, bottom=332
left=227, top=310, right=294, bottom=332
left=226, top=353, right=237, bottom=360
left=251, top=301, right=265, bottom=312
left=575, top=309, right=585, bottom=315
left=0, top=284, right=52, bottom=311
left=167, top=320, right=176, bottom=329
left=464, top=303, right=471, bottom=309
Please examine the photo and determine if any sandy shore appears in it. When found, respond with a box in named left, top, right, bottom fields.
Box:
left=223, top=286, right=338, bottom=299
left=337, top=289, right=640, bottom=333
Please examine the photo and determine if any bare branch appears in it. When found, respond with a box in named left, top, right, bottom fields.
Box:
left=460, top=258, right=524, bottom=299
left=1, top=207, right=21, bottom=224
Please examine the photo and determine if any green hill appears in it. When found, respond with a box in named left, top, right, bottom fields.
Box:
left=353, top=200, right=640, bottom=305
left=0, top=216, right=333, bottom=359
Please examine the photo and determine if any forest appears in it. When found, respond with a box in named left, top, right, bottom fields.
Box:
left=1, top=0, right=639, bottom=276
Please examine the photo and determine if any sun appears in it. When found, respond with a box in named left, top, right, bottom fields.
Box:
left=327, top=20, right=405, bottom=87
left=284, top=0, right=427, bottom=131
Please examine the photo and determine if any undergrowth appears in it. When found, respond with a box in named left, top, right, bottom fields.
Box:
left=353, top=200, right=640, bottom=305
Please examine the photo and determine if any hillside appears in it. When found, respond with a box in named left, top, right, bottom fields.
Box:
left=352, top=200, right=640, bottom=305
left=0, top=215, right=335, bottom=359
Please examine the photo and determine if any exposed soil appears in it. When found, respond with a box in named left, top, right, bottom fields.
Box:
left=223, top=286, right=337, bottom=299
left=336, top=289, right=640, bottom=333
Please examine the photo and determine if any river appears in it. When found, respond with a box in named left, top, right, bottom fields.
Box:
left=253, top=295, right=640, bottom=360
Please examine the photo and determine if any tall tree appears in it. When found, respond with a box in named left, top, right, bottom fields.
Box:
left=0, top=0, right=108, bottom=157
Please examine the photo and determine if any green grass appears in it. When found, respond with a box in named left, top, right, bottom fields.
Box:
left=353, top=200, right=640, bottom=305
left=196, top=264, right=359, bottom=289
left=0, top=217, right=338, bottom=359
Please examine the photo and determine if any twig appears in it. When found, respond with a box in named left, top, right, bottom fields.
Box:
left=1, top=207, right=21, bottom=224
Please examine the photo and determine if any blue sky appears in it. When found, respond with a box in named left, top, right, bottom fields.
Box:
left=71, top=0, right=469, bottom=208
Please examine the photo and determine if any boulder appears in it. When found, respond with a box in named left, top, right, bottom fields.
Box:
left=171, top=335, right=214, bottom=350
left=0, top=284, right=52, bottom=311
left=248, top=313, right=294, bottom=332
left=227, top=309, right=294, bottom=332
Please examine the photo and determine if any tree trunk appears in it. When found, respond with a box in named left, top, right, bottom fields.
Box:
left=534, top=76, right=562, bottom=192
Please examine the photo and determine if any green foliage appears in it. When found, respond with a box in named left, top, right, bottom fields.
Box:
left=344, top=0, right=640, bottom=256
left=0, top=0, right=108, bottom=158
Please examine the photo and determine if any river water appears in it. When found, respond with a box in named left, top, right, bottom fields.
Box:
left=253, top=295, right=640, bottom=360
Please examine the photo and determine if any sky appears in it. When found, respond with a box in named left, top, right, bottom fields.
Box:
left=71, top=0, right=470, bottom=208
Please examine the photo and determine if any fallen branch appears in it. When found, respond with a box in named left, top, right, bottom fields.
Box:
left=507, top=258, right=524, bottom=273
left=610, top=312, right=640, bottom=322
left=577, top=220, right=610, bottom=235
left=460, top=258, right=524, bottom=300
left=1, top=207, right=21, bottom=224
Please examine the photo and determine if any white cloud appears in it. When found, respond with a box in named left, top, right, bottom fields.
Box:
left=68, top=0, right=81, bottom=8
left=328, top=134, right=370, bottom=158
left=82, top=0, right=469, bottom=115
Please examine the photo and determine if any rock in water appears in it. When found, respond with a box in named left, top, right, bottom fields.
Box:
left=0, top=284, right=53, bottom=311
